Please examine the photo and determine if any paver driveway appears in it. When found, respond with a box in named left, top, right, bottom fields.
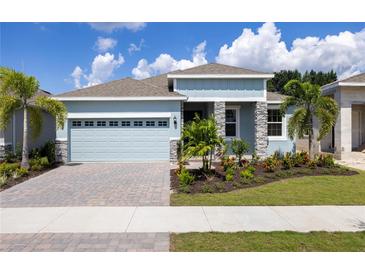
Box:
left=0, top=162, right=170, bottom=207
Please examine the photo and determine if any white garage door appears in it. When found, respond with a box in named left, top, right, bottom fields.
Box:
left=69, top=118, right=170, bottom=162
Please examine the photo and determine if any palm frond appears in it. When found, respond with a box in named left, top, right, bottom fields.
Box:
left=35, top=96, right=67, bottom=129
left=0, top=95, right=22, bottom=129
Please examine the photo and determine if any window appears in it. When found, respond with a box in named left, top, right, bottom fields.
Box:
left=84, top=121, right=94, bottom=127
left=225, top=109, right=238, bottom=137
left=268, top=109, right=283, bottom=136
left=158, top=121, right=168, bottom=127
left=97, top=121, right=106, bottom=127
left=121, top=121, right=131, bottom=127
left=109, top=121, right=118, bottom=127
left=134, top=121, right=143, bottom=127
left=146, top=121, right=155, bottom=127
left=72, top=121, right=81, bottom=127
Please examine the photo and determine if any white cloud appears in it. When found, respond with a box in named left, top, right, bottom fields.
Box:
left=88, top=23, right=146, bottom=33
left=71, top=53, right=125, bottom=88
left=71, top=66, right=83, bottom=89
left=132, top=41, right=208, bottom=79
left=94, top=37, right=117, bottom=52
left=216, top=22, right=365, bottom=78
left=128, top=39, right=144, bottom=54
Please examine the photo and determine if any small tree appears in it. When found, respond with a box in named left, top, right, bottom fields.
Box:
left=0, top=67, right=67, bottom=168
left=182, top=114, right=223, bottom=172
left=231, top=138, right=249, bottom=166
left=280, top=80, right=338, bottom=159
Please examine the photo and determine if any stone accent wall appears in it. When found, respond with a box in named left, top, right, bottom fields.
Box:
left=170, top=139, right=178, bottom=163
left=55, top=140, right=68, bottom=163
left=214, top=101, right=226, bottom=137
left=0, top=144, right=12, bottom=161
left=254, top=102, right=268, bottom=158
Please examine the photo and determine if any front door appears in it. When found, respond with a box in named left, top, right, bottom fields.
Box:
left=352, top=110, right=361, bottom=149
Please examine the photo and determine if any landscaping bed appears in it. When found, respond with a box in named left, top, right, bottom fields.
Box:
left=0, top=141, right=60, bottom=191
left=171, top=153, right=358, bottom=195
left=170, top=231, right=365, bottom=252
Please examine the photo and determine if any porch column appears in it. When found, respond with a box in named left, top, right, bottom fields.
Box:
left=334, top=90, right=352, bottom=159
left=214, top=101, right=225, bottom=137
left=254, top=101, right=268, bottom=158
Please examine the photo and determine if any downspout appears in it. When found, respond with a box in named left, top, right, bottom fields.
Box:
left=12, top=111, right=16, bottom=153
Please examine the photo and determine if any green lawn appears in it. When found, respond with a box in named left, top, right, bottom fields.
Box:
left=171, top=170, right=365, bottom=206
left=170, top=231, right=365, bottom=252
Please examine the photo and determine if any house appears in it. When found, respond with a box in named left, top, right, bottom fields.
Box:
left=0, top=90, right=56, bottom=160
left=320, top=73, right=365, bottom=159
left=54, top=63, right=295, bottom=163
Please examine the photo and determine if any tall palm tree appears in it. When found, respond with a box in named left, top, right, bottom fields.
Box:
left=0, top=67, right=67, bottom=168
left=280, top=80, right=338, bottom=158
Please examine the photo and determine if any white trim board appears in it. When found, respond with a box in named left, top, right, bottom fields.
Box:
left=167, top=74, right=274, bottom=79
left=67, top=112, right=172, bottom=119
left=186, top=97, right=266, bottom=102
left=322, top=81, right=365, bottom=91
left=54, top=96, right=187, bottom=101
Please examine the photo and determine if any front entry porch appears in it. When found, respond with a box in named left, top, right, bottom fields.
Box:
left=182, top=101, right=268, bottom=157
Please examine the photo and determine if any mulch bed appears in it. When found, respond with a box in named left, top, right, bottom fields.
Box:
left=0, top=164, right=61, bottom=192
left=171, top=162, right=358, bottom=194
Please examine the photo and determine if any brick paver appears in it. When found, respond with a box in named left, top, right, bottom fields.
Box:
left=0, top=233, right=170, bottom=252
left=0, top=163, right=170, bottom=207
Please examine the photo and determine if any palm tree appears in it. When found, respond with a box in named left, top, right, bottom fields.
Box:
left=0, top=67, right=67, bottom=168
left=280, top=80, right=338, bottom=159
left=182, top=114, right=223, bottom=172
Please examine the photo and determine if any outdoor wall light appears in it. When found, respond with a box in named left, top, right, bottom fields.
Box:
left=173, top=116, right=177, bottom=126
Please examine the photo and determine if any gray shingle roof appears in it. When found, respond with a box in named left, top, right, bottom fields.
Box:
left=341, top=72, right=365, bottom=83
left=267, top=92, right=287, bottom=101
left=168, top=63, right=271, bottom=75
left=56, top=77, right=183, bottom=97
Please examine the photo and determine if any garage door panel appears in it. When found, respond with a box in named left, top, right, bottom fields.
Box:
left=70, top=119, right=170, bottom=162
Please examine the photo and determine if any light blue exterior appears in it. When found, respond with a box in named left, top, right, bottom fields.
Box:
left=56, top=100, right=182, bottom=162
left=175, top=79, right=265, bottom=99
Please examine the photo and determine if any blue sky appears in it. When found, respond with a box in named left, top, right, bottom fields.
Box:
left=1, top=22, right=364, bottom=94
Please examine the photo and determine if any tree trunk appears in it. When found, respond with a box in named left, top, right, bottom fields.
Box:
left=21, top=106, right=30, bottom=169
left=308, top=130, right=313, bottom=160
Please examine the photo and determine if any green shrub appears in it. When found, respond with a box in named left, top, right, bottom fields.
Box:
left=252, top=177, right=265, bottom=184
left=250, top=152, right=260, bottom=166
left=29, top=156, right=49, bottom=171
left=222, top=156, right=236, bottom=171
left=0, top=162, right=20, bottom=177
left=317, top=154, right=335, bottom=168
left=201, top=183, right=214, bottom=193
left=240, top=169, right=254, bottom=180
left=231, top=138, right=250, bottom=166
left=215, top=182, right=226, bottom=192
left=273, top=151, right=284, bottom=161
left=240, top=177, right=252, bottom=184
left=307, top=159, right=318, bottom=169
left=263, top=156, right=280, bottom=172
left=40, top=141, right=56, bottom=165
left=225, top=173, right=234, bottom=182
left=0, top=174, right=7, bottom=187
left=246, top=166, right=256, bottom=174
left=14, top=167, right=28, bottom=178
left=178, top=168, right=195, bottom=186
left=283, top=152, right=294, bottom=169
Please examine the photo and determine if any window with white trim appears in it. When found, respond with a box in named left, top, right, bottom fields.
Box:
left=225, top=109, right=239, bottom=137
left=158, top=121, right=168, bottom=127
left=146, top=121, right=155, bottom=127
left=97, top=121, right=106, bottom=127
left=121, top=121, right=131, bottom=127
left=109, top=121, right=118, bottom=127
left=134, top=121, right=143, bottom=127
left=72, top=121, right=82, bottom=127
left=268, top=109, right=283, bottom=136
left=84, top=121, right=94, bottom=127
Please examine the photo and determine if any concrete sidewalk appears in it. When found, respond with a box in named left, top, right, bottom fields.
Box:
left=1, top=206, right=364, bottom=233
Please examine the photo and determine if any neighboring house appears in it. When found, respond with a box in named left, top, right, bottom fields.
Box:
left=0, top=90, right=56, bottom=160
left=319, top=73, right=365, bottom=159
left=54, top=63, right=295, bottom=163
